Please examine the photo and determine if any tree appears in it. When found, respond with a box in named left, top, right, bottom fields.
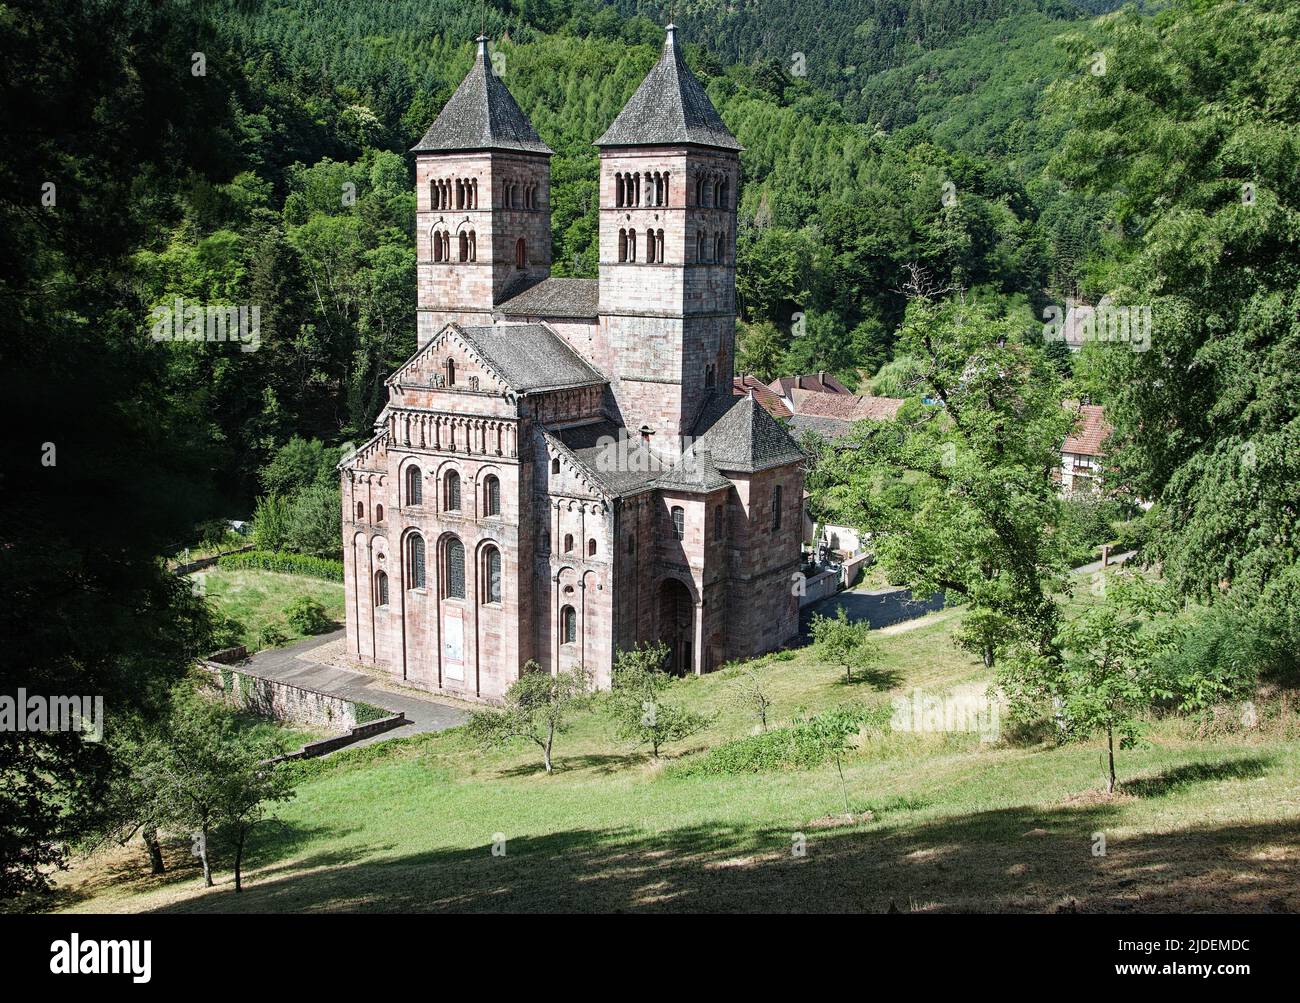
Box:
left=804, top=705, right=866, bottom=816
left=609, top=644, right=713, bottom=758
left=809, top=608, right=878, bottom=682
left=1029, top=576, right=1179, bottom=794
left=466, top=663, right=593, bottom=774
left=217, top=753, right=296, bottom=892
left=819, top=282, right=1073, bottom=676
left=728, top=662, right=774, bottom=732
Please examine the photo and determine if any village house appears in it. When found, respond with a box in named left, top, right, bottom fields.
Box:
left=338, top=27, right=805, bottom=701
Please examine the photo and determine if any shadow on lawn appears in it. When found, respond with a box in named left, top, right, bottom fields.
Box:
left=1121, top=756, right=1275, bottom=798
left=147, top=798, right=1299, bottom=914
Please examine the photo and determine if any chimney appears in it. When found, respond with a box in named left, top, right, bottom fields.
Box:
left=819, top=370, right=826, bottom=387
left=797, top=375, right=804, bottom=389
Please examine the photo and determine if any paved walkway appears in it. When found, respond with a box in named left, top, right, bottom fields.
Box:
left=236, top=631, right=468, bottom=746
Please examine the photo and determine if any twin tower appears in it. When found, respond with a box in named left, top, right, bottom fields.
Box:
left=412, top=24, right=741, bottom=442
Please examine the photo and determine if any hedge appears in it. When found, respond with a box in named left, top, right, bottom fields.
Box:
left=217, top=549, right=344, bottom=582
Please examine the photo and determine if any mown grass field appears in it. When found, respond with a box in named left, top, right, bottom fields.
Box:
left=53, top=572, right=1300, bottom=914
left=195, top=567, right=345, bottom=651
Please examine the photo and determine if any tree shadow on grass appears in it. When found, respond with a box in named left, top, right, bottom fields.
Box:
left=1119, top=755, right=1275, bottom=798
left=144, top=800, right=1299, bottom=914
left=836, top=665, right=902, bottom=690
left=494, top=752, right=643, bottom=779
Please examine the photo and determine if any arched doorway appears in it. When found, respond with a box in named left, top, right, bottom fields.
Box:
left=657, top=578, right=694, bottom=675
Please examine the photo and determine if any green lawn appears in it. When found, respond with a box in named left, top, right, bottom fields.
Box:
left=195, top=567, right=344, bottom=651
left=52, top=570, right=1300, bottom=913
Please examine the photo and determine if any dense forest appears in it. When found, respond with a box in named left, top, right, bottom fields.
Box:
left=2, top=0, right=1297, bottom=898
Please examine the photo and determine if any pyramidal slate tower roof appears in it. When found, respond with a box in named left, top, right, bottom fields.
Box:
left=412, top=36, right=553, bottom=155
left=595, top=25, right=741, bottom=150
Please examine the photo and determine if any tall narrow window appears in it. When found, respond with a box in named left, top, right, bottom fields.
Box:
left=772, top=484, right=783, bottom=531
left=561, top=605, right=576, bottom=644
left=356, top=501, right=364, bottom=519
left=715, top=232, right=724, bottom=262
left=444, top=470, right=461, bottom=511
left=432, top=230, right=443, bottom=262
left=375, top=504, right=384, bottom=522
left=588, top=538, right=597, bottom=557
left=628, top=230, right=636, bottom=262
left=407, top=534, right=426, bottom=589
left=469, top=231, right=476, bottom=261
left=646, top=229, right=656, bottom=264
left=618, top=228, right=628, bottom=262
left=515, top=238, right=526, bottom=269
left=696, top=230, right=705, bottom=261
left=483, top=546, right=502, bottom=604
left=705, top=364, right=716, bottom=387
left=458, top=231, right=468, bottom=261
left=564, top=533, right=574, bottom=553
left=551, top=457, right=560, bottom=475
left=444, top=537, right=465, bottom=599
left=484, top=474, right=500, bottom=516
left=375, top=570, right=389, bottom=607
left=405, top=465, right=422, bottom=506
left=616, top=173, right=625, bottom=208
left=714, top=506, right=724, bottom=541
left=657, top=229, right=664, bottom=262
left=671, top=506, right=685, bottom=540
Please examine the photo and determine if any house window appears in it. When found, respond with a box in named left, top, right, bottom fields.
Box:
left=375, top=504, right=384, bottom=522
left=561, top=605, right=576, bottom=644
left=444, top=470, right=461, bottom=511
left=483, top=546, right=502, bottom=604
left=564, top=533, right=574, bottom=553
left=374, top=570, right=389, bottom=607
left=444, top=537, right=465, bottom=599
left=671, top=506, right=685, bottom=540
left=484, top=475, right=500, bottom=516
left=405, top=466, right=422, bottom=506
left=713, top=506, right=723, bottom=541
left=772, top=484, right=783, bottom=531
left=588, top=538, right=597, bottom=557
left=407, top=534, right=426, bottom=589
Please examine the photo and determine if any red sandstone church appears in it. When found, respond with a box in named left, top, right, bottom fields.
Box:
left=340, top=26, right=805, bottom=701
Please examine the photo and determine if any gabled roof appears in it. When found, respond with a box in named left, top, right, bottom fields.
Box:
left=691, top=392, right=805, bottom=474
left=1063, top=403, right=1111, bottom=457
left=595, top=25, right=741, bottom=150
left=455, top=324, right=604, bottom=393
left=497, top=277, right=600, bottom=319
left=733, top=375, right=792, bottom=418
left=770, top=371, right=853, bottom=399
left=412, top=36, right=553, bottom=156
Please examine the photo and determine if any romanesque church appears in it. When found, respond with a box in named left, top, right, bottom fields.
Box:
left=340, top=25, right=805, bottom=701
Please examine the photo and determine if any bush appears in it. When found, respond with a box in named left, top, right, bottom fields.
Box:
left=256, top=621, right=289, bottom=649
left=208, top=610, right=246, bottom=650
left=283, top=596, right=332, bottom=635
left=217, top=550, right=344, bottom=581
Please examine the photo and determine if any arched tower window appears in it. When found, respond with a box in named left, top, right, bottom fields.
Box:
left=469, top=231, right=476, bottom=261
left=375, top=504, right=384, bottom=523
left=443, top=537, right=465, bottom=599
left=407, top=534, right=426, bottom=589
left=482, top=546, right=502, bottom=604
left=443, top=470, right=461, bottom=511
left=646, top=229, right=656, bottom=264
left=772, top=484, right=783, bottom=531
left=374, top=570, right=389, bottom=607
left=714, top=232, right=724, bottom=262
left=515, top=238, right=526, bottom=269
left=657, top=229, right=665, bottom=262
left=563, top=533, right=574, bottom=553
left=405, top=465, right=422, bottom=506
left=458, top=231, right=469, bottom=262
left=356, top=501, right=364, bottom=519
left=445, top=357, right=456, bottom=386
left=618, top=228, right=628, bottom=263
left=615, top=173, right=624, bottom=208
left=696, top=230, right=705, bottom=262
left=484, top=475, right=500, bottom=516
left=588, top=538, right=597, bottom=557
left=561, top=605, right=577, bottom=644
left=671, top=506, right=685, bottom=540
left=714, top=506, right=724, bottom=541
left=627, top=229, right=636, bottom=262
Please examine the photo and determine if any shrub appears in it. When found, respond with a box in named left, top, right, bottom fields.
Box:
left=283, top=596, right=332, bottom=635
left=256, top=621, right=289, bottom=649
left=208, top=610, right=246, bottom=650
left=217, top=550, right=344, bottom=581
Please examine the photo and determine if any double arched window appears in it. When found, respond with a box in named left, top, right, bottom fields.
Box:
left=443, top=537, right=465, bottom=599
left=561, top=605, right=577, bottom=644
left=443, top=469, right=461, bottom=512
left=406, top=534, right=426, bottom=589
left=432, top=229, right=451, bottom=262
left=618, top=229, right=637, bottom=263
left=458, top=230, right=477, bottom=262
left=483, top=474, right=500, bottom=516
left=481, top=545, right=502, bottom=604
left=405, top=465, right=422, bottom=506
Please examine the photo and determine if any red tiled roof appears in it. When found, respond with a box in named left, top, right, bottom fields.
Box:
left=732, top=375, right=792, bottom=418
left=768, top=372, right=851, bottom=398
left=793, top=390, right=905, bottom=421
left=1063, top=403, right=1111, bottom=457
